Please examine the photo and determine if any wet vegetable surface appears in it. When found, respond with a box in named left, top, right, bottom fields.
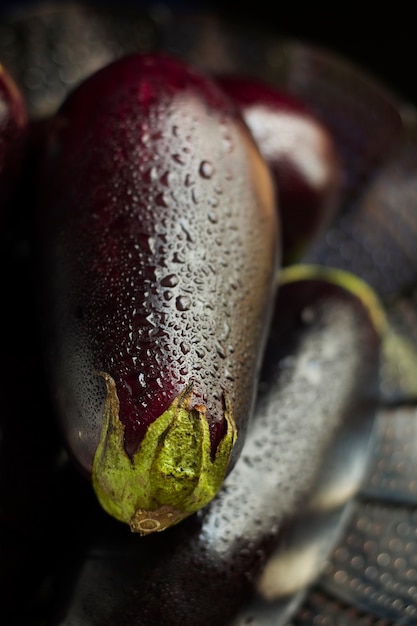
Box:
left=1, top=2, right=417, bottom=624
left=35, top=51, right=279, bottom=532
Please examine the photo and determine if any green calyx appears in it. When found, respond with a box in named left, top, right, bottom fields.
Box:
left=92, top=373, right=237, bottom=535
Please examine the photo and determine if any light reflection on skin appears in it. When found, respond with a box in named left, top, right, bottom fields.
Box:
left=244, top=107, right=335, bottom=191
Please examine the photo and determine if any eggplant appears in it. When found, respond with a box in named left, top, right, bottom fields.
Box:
left=35, top=51, right=279, bottom=533
left=44, top=264, right=384, bottom=626
left=215, top=74, right=342, bottom=264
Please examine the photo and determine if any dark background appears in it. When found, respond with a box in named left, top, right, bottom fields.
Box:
left=1, top=0, right=416, bottom=106
left=207, top=3, right=417, bottom=106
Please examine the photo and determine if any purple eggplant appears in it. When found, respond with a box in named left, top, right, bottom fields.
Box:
left=36, top=51, right=279, bottom=534
left=216, top=74, right=342, bottom=264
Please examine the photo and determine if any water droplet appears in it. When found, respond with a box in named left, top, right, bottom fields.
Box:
left=160, top=171, right=172, bottom=187
left=161, top=274, right=179, bottom=287
left=220, top=321, right=230, bottom=340
left=179, top=220, right=193, bottom=243
left=163, top=290, right=174, bottom=301
left=224, top=368, right=234, bottom=381
left=180, top=342, right=191, bottom=355
left=191, top=188, right=199, bottom=205
left=172, top=251, right=185, bottom=263
left=208, top=211, right=218, bottom=224
left=147, top=236, right=156, bottom=255
left=172, top=153, right=185, bottom=165
left=208, top=196, right=219, bottom=208
left=215, top=340, right=226, bottom=359
left=146, top=312, right=157, bottom=327
left=199, top=160, right=214, bottom=179
left=176, top=295, right=191, bottom=311
left=155, top=192, right=168, bottom=207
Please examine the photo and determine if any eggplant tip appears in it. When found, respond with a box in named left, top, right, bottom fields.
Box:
left=91, top=372, right=237, bottom=534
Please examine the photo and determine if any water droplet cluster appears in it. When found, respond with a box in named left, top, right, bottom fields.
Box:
left=38, top=54, right=277, bottom=468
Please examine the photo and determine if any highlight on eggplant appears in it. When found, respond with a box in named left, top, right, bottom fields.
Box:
left=35, top=51, right=279, bottom=534
left=216, top=74, right=342, bottom=264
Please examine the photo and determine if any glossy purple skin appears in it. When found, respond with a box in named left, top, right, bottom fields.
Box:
left=36, top=52, right=279, bottom=474
left=216, top=74, right=342, bottom=263
left=0, top=64, right=27, bottom=211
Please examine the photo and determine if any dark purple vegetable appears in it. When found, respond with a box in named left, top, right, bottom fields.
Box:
left=35, top=51, right=279, bottom=533
left=251, top=40, right=404, bottom=212
left=216, top=74, right=342, bottom=263
left=44, top=264, right=384, bottom=626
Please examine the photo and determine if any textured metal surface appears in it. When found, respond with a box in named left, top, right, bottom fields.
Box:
left=290, top=589, right=404, bottom=625
left=320, top=500, right=417, bottom=623
left=291, top=406, right=417, bottom=625
left=361, top=407, right=417, bottom=503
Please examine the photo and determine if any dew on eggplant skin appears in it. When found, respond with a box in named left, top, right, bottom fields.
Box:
left=155, top=191, right=168, bottom=207
left=180, top=341, right=191, bottom=355
left=224, top=368, right=234, bottom=381
left=191, top=187, right=199, bottom=205
left=199, top=159, right=215, bottom=179
left=208, top=196, right=219, bottom=208
left=175, top=295, right=191, bottom=311
left=160, top=273, right=179, bottom=287
left=172, top=153, right=185, bottom=165
left=179, top=219, right=193, bottom=242
left=163, top=290, right=174, bottom=301
left=145, top=164, right=158, bottom=183
left=207, top=211, right=218, bottom=224
left=172, top=251, right=185, bottom=263
left=215, top=341, right=227, bottom=359
left=140, top=131, right=150, bottom=145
